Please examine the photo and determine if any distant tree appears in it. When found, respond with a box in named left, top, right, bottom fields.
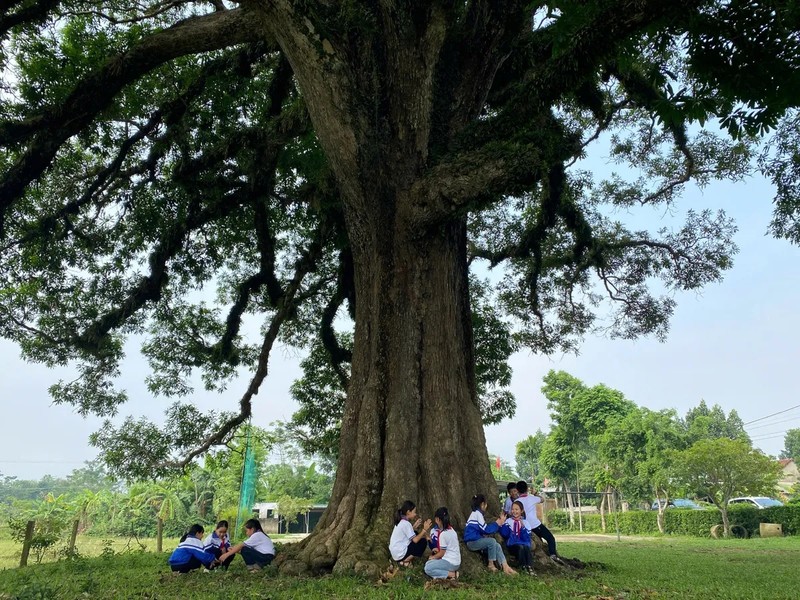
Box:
left=683, top=400, right=749, bottom=444
left=540, top=371, right=635, bottom=523
left=0, top=461, right=116, bottom=506
left=515, top=430, right=547, bottom=486
left=780, top=429, right=800, bottom=461
left=262, top=463, right=333, bottom=505
left=674, top=438, right=780, bottom=537
left=132, top=481, right=187, bottom=553
left=72, top=488, right=113, bottom=533
left=275, top=495, right=315, bottom=527
left=597, top=407, right=686, bottom=533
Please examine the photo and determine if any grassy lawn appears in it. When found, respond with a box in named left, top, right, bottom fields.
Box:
left=0, top=535, right=797, bottom=599
left=0, top=529, right=302, bottom=571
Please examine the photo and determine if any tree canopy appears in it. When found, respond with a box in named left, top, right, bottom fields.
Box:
left=781, top=428, right=800, bottom=461
left=2, top=0, right=799, bottom=575
left=674, top=437, right=780, bottom=536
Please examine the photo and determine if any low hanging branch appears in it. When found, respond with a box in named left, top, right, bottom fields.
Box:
left=154, top=219, right=335, bottom=471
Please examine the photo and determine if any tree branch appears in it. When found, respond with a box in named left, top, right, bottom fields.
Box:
left=512, top=0, right=705, bottom=108
left=72, top=186, right=250, bottom=355
left=0, top=7, right=263, bottom=235
left=0, top=0, right=61, bottom=35
left=155, top=219, right=333, bottom=471
left=411, top=142, right=545, bottom=225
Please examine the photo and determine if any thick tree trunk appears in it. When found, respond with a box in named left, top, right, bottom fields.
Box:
left=259, top=2, right=527, bottom=578
left=281, top=213, right=496, bottom=577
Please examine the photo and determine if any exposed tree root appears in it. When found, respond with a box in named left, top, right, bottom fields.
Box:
left=276, top=533, right=588, bottom=581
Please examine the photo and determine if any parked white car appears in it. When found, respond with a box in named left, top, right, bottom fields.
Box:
left=728, top=496, right=783, bottom=509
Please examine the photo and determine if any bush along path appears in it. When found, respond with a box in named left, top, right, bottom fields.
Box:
left=548, top=504, right=800, bottom=538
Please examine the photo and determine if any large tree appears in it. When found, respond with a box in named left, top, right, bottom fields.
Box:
left=674, top=438, right=780, bottom=537
left=597, top=407, right=686, bottom=533
left=2, top=0, right=799, bottom=576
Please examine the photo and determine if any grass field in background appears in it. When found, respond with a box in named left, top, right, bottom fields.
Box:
left=1, top=535, right=798, bottom=599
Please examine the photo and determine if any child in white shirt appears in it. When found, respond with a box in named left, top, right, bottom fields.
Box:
left=424, top=507, right=460, bottom=580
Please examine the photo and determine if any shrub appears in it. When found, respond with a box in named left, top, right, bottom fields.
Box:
left=546, top=504, right=800, bottom=538
left=8, top=516, right=68, bottom=563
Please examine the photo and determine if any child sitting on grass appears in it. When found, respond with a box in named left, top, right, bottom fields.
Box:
left=218, top=519, right=275, bottom=572
left=464, top=494, right=516, bottom=575
left=168, top=524, right=219, bottom=573
left=203, top=520, right=234, bottom=570
left=389, top=500, right=432, bottom=567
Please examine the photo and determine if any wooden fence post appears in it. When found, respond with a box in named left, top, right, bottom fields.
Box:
left=19, top=520, right=35, bottom=567
left=68, top=519, right=80, bottom=554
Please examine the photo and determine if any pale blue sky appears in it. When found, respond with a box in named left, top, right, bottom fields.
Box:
left=2, top=172, right=799, bottom=481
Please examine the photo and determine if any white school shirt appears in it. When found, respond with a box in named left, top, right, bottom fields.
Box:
left=503, top=496, right=513, bottom=514
left=389, top=519, right=416, bottom=560
left=517, top=493, right=542, bottom=529
left=436, top=527, right=461, bottom=567
left=243, top=530, right=275, bottom=555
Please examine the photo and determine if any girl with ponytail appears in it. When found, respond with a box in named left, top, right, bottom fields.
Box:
left=424, top=507, right=461, bottom=580
left=219, top=519, right=275, bottom=572
left=389, top=500, right=432, bottom=567
left=168, top=524, right=218, bottom=573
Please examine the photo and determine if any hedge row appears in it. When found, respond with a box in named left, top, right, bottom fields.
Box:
left=546, top=504, right=800, bottom=537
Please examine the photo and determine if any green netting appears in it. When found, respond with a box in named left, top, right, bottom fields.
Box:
left=234, top=424, right=258, bottom=541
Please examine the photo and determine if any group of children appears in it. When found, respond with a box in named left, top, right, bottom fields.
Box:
left=389, top=480, right=562, bottom=578
left=167, top=518, right=275, bottom=573
left=169, top=480, right=559, bottom=578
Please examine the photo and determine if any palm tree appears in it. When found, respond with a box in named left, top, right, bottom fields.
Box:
left=133, top=481, right=187, bottom=552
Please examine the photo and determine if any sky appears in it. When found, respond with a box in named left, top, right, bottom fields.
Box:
left=2, top=171, right=800, bottom=482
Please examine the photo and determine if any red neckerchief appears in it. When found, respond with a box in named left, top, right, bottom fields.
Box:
left=513, top=518, right=521, bottom=538
left=215, top=532, right=230, bottom=551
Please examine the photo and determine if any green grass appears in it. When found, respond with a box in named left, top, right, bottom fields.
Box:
left=0, top=536, right=798, bottom=599
left=0, top=530, right=300, bottom=571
